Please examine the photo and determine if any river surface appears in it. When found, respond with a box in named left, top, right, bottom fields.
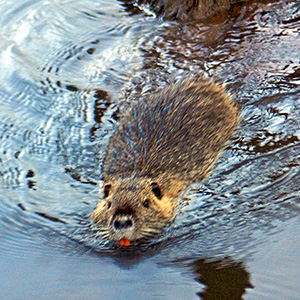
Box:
left=0, top=0, right=300, bottom=299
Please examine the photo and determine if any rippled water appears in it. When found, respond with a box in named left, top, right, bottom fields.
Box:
left=0, top=0, right=300, bottom=299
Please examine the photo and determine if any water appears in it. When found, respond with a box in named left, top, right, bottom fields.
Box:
left=0, top=0, right=300, bottom=299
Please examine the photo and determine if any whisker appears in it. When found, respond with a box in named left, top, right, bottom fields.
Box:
left=140, top=227, right=161, bottom=238
left=91, top=225, right=110, bottom=239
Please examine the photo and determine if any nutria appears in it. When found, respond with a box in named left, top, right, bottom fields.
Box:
left=133, top=0, right=235, bottom=20
left=123, top=0, right=271, bottom=21
left=92, top=76, right=239, bottom=245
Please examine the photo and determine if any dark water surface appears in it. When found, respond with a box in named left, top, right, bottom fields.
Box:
left=0, top=0, right=300, bottom=299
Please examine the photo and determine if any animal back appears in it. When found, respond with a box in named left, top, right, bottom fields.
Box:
left=103, top=77, right=239, bottom=182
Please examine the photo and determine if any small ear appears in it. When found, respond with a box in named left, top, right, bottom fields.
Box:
left=103, top=184, right=111, bottom=198
left=151, top=182, right=162, bottom=200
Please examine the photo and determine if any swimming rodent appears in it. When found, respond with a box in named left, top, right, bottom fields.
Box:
left=123, top=0, right=243, bottom=20
left=92, top=76, right=239, bottom=245
left=123, top=0, right=271, bottom=21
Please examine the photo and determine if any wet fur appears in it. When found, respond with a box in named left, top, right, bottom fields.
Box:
left=124, top=0, right=245, bottom=20
left=92, top=77, right=239, bottom=243
left=123, top=0, right=273, bottom=21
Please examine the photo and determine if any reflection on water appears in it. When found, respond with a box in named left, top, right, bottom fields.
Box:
left=0, top=0, right=300, bottom=299
left=192, top=258, right=253, bottom=300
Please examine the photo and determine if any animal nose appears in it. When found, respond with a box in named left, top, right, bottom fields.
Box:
left=113, top=216, right=133, bottom=230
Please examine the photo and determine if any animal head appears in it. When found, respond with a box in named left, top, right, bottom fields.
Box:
left=92, top=176, right=180, bottom=245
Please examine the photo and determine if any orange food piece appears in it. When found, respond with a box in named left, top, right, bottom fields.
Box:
left=120, top=238, right=130, bottom=247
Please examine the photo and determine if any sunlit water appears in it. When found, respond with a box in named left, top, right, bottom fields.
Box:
left=0, top=0, right=300, bottom=299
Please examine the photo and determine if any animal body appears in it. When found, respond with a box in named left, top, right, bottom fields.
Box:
left=92, top=76, right=239, bottom=245
left=122, top=0, right=273, bottom=21
left=135, top=0, right=236, bottom=20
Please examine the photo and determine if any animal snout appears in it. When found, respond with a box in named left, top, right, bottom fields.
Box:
left=113, top=215, right=134, bottom=230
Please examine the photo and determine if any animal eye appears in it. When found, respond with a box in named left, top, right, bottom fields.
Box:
left=151, top=182, right=162, bottom=200
left=103, top=184, right=111, bottom=198
left=143, top=199, right=150, bottom=208
left=107, top=201, right=111, bottom=209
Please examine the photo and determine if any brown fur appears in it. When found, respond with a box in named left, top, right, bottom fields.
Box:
left=137, top=0, right=235, bottom=20
left=92, top=76, right=239, bottom=243
left=123, top=0, right=274, bottom=21
left=121, top=0, right=242, bottom=21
